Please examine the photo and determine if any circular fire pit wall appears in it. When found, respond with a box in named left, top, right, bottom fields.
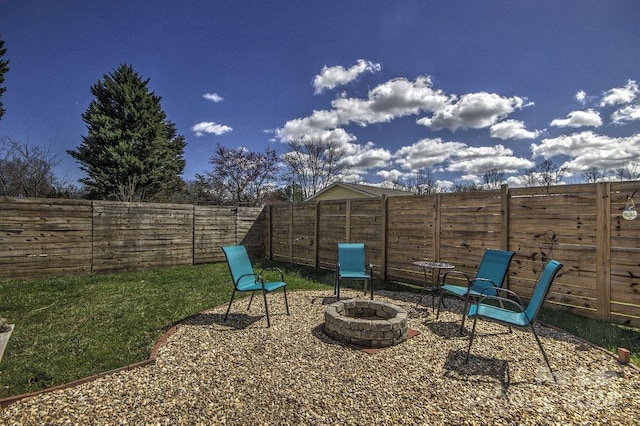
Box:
left=324, top=299, right=408, bottom=348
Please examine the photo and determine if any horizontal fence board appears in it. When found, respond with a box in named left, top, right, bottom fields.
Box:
left=0, top=197, right=94, bottom=279
left=0, top=198, right=266, bottom=278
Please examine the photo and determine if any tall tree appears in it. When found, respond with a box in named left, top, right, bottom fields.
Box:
left=281, top=137, right=350, bottom=199
left=483, top=168, right=506, bottom=189
left=452, top=181, right=483, bottom=192
left=0, top=36, right=9, bottom=121
left=68, top=64, right=186, bottom=201
left=207, top=144, right=279, bottom=205
left=396, top=168, right=439, bottom=194
left=520, top=160, right=568, bottom=187
left=581, top=166, right=605, bottom=183
left=181, top=174, right=220, bottom=204
left=0, top=136, right=67, bottom=197
left=614, top=162, right=640, bottom=181
left=537, top=160, right=568, bottom=187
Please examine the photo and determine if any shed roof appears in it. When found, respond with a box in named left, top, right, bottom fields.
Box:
left=305, top=182, right=411, bottom=202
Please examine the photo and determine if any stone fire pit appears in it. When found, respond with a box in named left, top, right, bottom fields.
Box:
left=324, top=299, right=408, bottom=348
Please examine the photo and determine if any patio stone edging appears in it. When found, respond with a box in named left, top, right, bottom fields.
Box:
left=0, top=320, right=185, bottom=409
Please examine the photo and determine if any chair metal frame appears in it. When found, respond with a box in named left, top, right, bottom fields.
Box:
left=465, top=259, right=563, bottom=382
left=221, top=245, right=289, bottom=327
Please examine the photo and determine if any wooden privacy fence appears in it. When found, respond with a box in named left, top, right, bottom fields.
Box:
left=0, top=197, right=264, bottom=280
left=266, top=182, right=640, bottom=328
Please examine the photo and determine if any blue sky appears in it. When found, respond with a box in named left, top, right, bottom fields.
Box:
left=1, top=0, right=639, bottom=189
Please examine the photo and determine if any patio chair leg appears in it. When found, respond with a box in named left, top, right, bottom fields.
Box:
left=459, top=294, right=472, bottom=334
left=283, top=287, right=290, bottom=315
left=247, top=291, right=256, bottom=311
left=224, top=289, right=237, bottom=321
left=262, top=290, right=271, bottom=327
left=431, top=289, right=436, bottom=311
left=530, top=324, right=557, bottom=382
left=465, top=314, right=479, bottom=363
left=436, top=291, right=444, bottom=318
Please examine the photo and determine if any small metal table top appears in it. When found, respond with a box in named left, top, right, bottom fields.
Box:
left=412, top=260, right=455, bottom=270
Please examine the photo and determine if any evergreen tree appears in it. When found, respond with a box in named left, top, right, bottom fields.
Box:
left=68, top=64, right=186, bottom=201
left=0, top=36, right=10, bottom=121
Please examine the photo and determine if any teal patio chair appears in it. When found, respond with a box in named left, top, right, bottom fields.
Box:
left=436, top=249, right=515, bottom=333
left=465, top=259, right=563, bottom=381
left=335, top=243, right=374, bottom=300
left=221, top=245, right=289, bottom=327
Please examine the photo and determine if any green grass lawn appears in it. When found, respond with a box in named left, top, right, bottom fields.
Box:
left=0, top=261, right=331, bottom=398
left=0, top=262, right=637, bottom=398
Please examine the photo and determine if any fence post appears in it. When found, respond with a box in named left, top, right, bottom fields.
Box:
left=289, top=203, right=294, bottom=264
left=501, top=184, right=509, bottom=251
left=267, top=204, right=273, bottom=260
left=314, top=201, right=320, bottom=269
left=345, top=199, right=351, bottom=242
left=433, top=193, right=441, bottom=260
left=91, top=200, right=95, bottom=274
left=192, top=205, right=196, bottom=265
left=596, top=182, right=611, bottom=321
left=381, top=195, right=388, bottom=280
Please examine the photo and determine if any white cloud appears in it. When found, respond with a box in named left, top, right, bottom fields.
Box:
left=445, top=144, right=534, bottom=174
left=611, top=104, right=640, bottom=124
left=600, top=80, right=639, bottom=107
left=275, top=118, right=356, bottom=144
left=331, top=77, right=449, bottom=126
left=203, top=93, right=224, bottom=103
left=376, top=169, right=405, bottom=182
left=276, top=76, right=449, bottom=142
left=417, top=92, right=526, bottom=131
left=575, top=90, right=587, bottom=105
left=393, top=138, right=466, bottom=171
left=191, top=121, right=233, bottom=137
left=313, top=59, right=381, bottom=94
left=490, top=119, right=539, bottom=140
left=550, top=109, right=602, bottom=128
left=392, top=139, right=533, bottom=178
left=342, top=141, right=392, bottom=170
left=531, top=131, right=640, bottom=172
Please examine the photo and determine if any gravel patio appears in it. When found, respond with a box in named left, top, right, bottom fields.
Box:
left=2, top=289, right=639, bottom=425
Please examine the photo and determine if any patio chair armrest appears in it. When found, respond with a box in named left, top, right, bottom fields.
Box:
left=235, top=273, right=259, bottom=287
left=487, top=287, right=525, bottom=305
left=259, top=267, right=285, bottom=282
left=442, top=270, right=472, bottom=286
left=478, top=288, right=526, bottom=312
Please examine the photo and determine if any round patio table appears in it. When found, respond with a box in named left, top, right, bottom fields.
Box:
left=412, top=260, right=455, bottom=311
